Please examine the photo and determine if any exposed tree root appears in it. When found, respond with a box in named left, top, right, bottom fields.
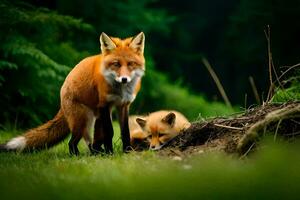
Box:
left=237, top=104, right=300, bottom=153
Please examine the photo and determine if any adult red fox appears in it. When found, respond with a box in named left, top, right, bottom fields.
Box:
left=132, top=110, right=191, bottom=150
left=0, top=32, right=145, bottom=155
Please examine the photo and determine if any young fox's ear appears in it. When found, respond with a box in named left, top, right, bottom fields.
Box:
left=100, top=32, right=117, bottom=53
left=162, top=112, right=176, bottom=127
left=129, top=32, right=145, bottom=54
left=136, top=118, right=147, bottom=129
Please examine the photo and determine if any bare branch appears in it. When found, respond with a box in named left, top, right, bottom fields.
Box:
left=202, top=57, right=232, bottom=108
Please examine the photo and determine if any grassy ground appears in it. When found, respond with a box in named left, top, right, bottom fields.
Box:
left=0, top=124, right=300, bottom=200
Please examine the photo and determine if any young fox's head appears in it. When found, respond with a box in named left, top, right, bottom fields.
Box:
left=129, top=115, right=149, bottom=150
left=135, top=111, right=191, bottom=150
left=100, top=32, right=145, bottom=84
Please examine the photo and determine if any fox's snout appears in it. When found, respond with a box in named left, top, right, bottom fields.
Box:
left=149, top=141, right=165, bottom=151
left=115, top=76, right=131, bottom=84
left=149, top=145, right=162, bottom=151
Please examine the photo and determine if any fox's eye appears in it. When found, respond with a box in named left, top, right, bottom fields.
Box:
left=128, top=61, right=137, bottom=67
left=147, top=135, right=152, bottom=139
left=111, top=61, right=121, bottom=67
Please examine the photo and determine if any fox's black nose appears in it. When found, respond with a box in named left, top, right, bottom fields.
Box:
left=121, top=77, right=128, bottom=83
left=150, top=145, right=156, bottom=150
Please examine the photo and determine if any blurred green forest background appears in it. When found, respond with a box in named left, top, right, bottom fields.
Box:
left=0, top=0, right=299, bottom=128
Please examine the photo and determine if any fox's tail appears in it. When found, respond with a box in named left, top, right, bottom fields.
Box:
left=0, top=109, right=70, bottom=152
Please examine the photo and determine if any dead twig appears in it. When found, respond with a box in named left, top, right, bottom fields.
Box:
left=271, top=60, right=283, bottom=89
left=291, top=119, right=300, bottom=125
left=285, top=131, right=300, bottom=137
left=249, top=76, right=261, bottom=105
left=264, top=25, right=274, bottom=102
left=239, top=142, right=255, bottom=159
left=277, top=63, right=300, bottom=82
left=202, top=57, right=232, bottom=108
left=273, top=119, right=282, bottom=141
left=213, top=123, right=243, bottom=130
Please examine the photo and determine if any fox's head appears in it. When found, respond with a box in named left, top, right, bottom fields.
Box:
left=136, top=112, right=181, bottom=151
left=100, top=32, right=145, bottom=85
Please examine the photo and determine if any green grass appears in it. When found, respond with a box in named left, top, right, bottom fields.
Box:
left=0, top=126, right=300, bottom=200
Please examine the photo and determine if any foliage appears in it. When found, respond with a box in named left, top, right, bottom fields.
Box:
left=56, top=0, right=175, bottom=52
left=272, top=69, right=300, bottom=102
left=0, top=1, right=94, bottom=126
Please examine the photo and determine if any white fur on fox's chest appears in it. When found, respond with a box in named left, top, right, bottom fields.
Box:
left=106, top=83, right=136, bottom=105
left=106, top=92, right=136, bottom=105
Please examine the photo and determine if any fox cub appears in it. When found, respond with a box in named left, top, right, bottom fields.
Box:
left=130, top=111, right=191, bottom=150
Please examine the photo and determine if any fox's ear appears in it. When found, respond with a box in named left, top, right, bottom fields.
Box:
left=162, top=112, right=176, bottom=127
left=129, top=32, right=145, bottom=54
left=100, top=32, right=117, bottom=53
left=136, top=118, right=147, bottom=129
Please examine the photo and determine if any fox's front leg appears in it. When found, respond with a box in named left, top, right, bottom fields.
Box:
left=117, top=104, right=131, bottom=152
left=92, top=107, right=114, bottom=154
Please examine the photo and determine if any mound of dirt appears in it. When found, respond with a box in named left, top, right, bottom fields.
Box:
left=159, top=102, right=300, bottom=157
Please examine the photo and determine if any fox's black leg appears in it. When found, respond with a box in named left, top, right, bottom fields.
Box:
left=102, top=107, right=114, bottom=154
left=92, top=107, right=113, bottom=154
left=92, top=118, right=105, bottom=155
left=69, top=134, right=81, bottom=156
left=117, top=105, right=131, bottom=152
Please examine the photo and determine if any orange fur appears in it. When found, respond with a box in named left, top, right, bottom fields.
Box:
left=135, top=110, right=191, bottom=150
left=23, top=109, right=69, bottom=151
left=129, top=115, right=147, bottom=141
